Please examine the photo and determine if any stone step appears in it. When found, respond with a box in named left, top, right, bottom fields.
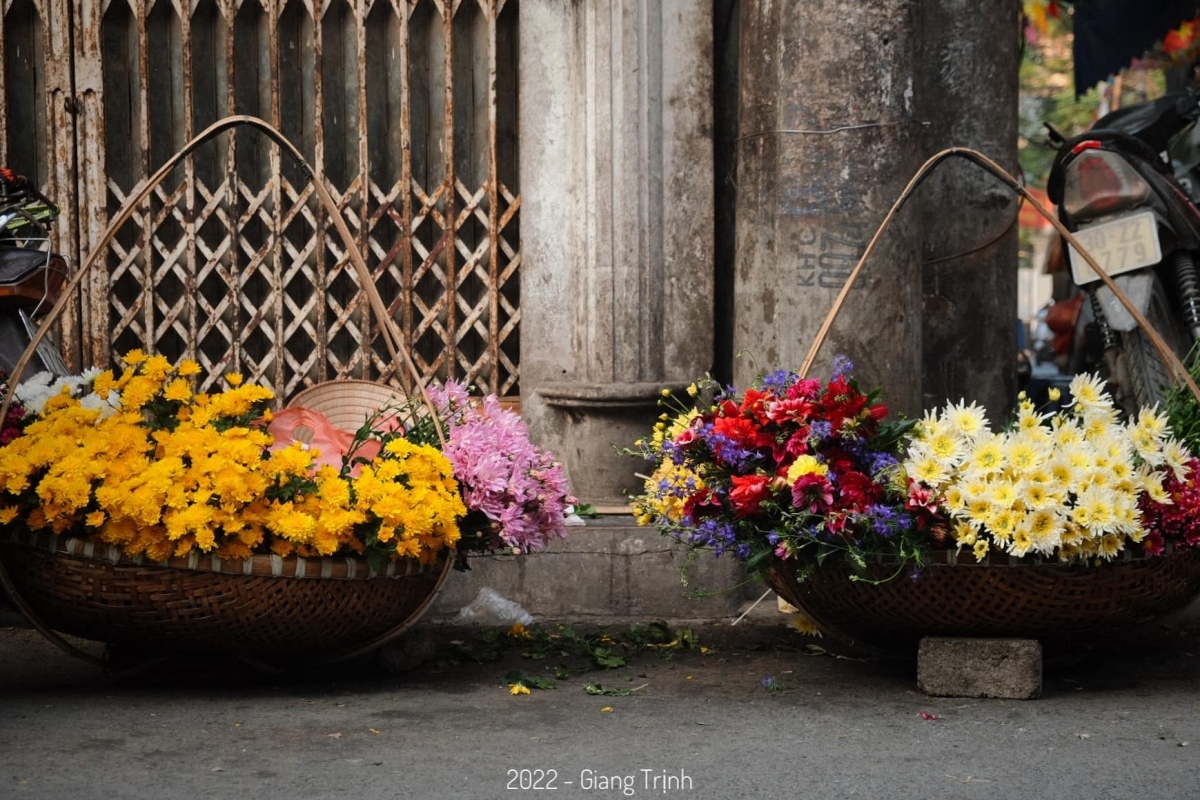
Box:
left=427, top=516, right=757, bottom=626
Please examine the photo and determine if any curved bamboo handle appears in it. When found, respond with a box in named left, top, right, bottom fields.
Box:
left=0, top=114, right=446, bottom=443
left=800, top=146, right=1200, bottom=406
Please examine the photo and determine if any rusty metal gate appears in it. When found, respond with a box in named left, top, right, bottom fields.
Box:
left=0, top=0, right=520, bottom=399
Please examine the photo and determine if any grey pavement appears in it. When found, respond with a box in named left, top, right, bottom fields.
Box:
left=3, top=602, right=1200, bottom=800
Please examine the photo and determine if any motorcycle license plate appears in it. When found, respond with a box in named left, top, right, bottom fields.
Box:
left=1068, top=210, right=1162, bottom=285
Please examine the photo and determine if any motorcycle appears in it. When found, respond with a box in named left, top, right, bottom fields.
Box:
left=0, top=169, right=70, bottom=624
left=1044, top=87, right=1200, bottom=413
left=0, top=168, right=71, bottom=380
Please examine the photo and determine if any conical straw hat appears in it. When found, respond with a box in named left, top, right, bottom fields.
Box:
left=286, top=380, right=410, bottom=433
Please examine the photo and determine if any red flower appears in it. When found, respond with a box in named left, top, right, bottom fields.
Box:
left=836, top=469, right=880, bottom=511
left=729, top=474, right=770, bottom=517
left=683, top=488, right=723, bottom=522
left=766, top=397, right=815, bottom=424
left=791, top=473, right=834, bottom=513
left=712, top=415, right=770, bottom=450
left=786, top=378, right=822, bottom=400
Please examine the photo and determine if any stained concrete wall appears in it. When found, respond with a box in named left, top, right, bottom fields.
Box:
left=732, top=0, right=923, bottom=415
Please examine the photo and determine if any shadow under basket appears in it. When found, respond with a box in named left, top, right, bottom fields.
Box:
left=0, top=531, right=451, bottom=663
left=765, top=547, right=1200, bottom=658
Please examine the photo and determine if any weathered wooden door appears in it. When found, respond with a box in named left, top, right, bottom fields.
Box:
left=0, top=0, right=520, bottom=399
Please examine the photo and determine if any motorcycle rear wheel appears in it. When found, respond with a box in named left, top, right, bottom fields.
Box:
left=1118, top=271, right=1193, bottom=413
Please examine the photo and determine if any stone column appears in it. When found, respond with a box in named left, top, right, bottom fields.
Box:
left=919, top=0, right=1021, bottom=420
left=519, top=1, right=715, bottom=506
left=733, top=0, right=923, bottom=417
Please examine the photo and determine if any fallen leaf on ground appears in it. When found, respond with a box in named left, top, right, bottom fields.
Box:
left=327, top=733, right=342, bottom=739
left=600, top=706, right=613, bottom=713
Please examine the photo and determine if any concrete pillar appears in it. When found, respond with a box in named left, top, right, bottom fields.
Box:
left=919, top=0, right=1021, bottom=420
left=733, top=0, right=923, bottom=417
left=519, top=1, right=715, bottom=505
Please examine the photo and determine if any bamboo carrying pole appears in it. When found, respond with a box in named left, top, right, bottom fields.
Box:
left=0, top=116, right=450, bottom=667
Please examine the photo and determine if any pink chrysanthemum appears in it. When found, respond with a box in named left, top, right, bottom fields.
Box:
left=427, top=381, right=576, bottom=552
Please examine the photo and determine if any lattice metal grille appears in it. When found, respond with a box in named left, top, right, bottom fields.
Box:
left=3, top=0, right=520, bottom=399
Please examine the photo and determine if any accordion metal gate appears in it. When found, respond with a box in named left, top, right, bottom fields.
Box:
left=0, top=0, right=520, bottom=399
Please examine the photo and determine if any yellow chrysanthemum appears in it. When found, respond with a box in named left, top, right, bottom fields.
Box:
left=972, top=539, right=989, bottom=561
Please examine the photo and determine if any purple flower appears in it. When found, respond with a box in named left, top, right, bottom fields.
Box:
left=831, top=355, right=854, bottom=379
left=760, top=369, right=797, bottom=393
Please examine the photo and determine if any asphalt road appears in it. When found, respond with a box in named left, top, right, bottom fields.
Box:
left=2, top=608, right=1200, bottom=800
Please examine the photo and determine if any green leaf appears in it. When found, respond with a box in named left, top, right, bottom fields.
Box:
left=591, top=648, right=627, bottom=669
left=554, top=664, right=588, bottom=680
left=503, top=670, right=557, bottom=690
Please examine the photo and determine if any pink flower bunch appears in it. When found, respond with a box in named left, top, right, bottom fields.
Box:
left=427, top=381, right=575, bottom=552
left=1139, top=457, right=1200, bottom=556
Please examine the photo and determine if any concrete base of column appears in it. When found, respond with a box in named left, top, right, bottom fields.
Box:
left=531, top=381, right=688, bottom=507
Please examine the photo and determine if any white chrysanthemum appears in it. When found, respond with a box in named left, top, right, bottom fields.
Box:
left=1142, top=470, right=1171, bottom=504
left=1073, top=484, right=1117, bottom=535
left=1005, top=433, right=1048, bottom=474
left=1128, top=424, right=1167, bottom=467
left=914, top=408, right=946, bottom=441
left=964, top=433, right=1005, bottom=476
left=909, top=451, right=949, bottom=487
left=927, top=429, right=965, bottom=464
left=1162, top=438, right=1191, bottom=482
left=945, top=400, right=988, bottom=440
left=1134, top=405, right=1167, bottom=437
left=1009, top=527, right=1034, bottom=558
left=78, top=391, right=119, bottom=419
left=988, top=507, right=1018, bottom=541
left=1018, top=479, right=1058, bottom=511
left=943, top=485, right=966, bottom=512
left=1026, top=508, right=1063, bottom=554
left=1069, top=372, right=1111, bottom=410
left=987, top=479, right=1019, bottom=509
left=1097, top=532, right=1124, bottom=559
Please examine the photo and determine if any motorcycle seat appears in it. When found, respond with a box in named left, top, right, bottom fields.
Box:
left=0, top=245, right=53, bottom=286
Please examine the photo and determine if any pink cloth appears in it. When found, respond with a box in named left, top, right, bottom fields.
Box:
left=266, top=407, right=380, bottom=475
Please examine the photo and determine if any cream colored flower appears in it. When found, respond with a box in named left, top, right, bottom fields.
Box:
left=946, top=400, right=988, bottom=440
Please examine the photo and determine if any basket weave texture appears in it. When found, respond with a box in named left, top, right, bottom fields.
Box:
left=766, top=547, right=1200, bottom=656
left=0, top=380, right=451, bottom=660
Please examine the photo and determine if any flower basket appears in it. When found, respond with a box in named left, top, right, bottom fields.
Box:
left=766, top=547, right=1200, bottom=658
left=626, top=151, right=1200, bottom=660
left=0, top=378, right=456, bottom=664
left=0, top=529, right=450, bottom=662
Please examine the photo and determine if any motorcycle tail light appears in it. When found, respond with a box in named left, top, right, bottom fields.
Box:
left=1061, top=148, right=1151, bottom=220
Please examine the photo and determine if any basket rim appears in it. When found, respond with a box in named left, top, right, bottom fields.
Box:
left=3, top=529, right=444, bottom=581
left=793, top=540, right=1194, bottom=570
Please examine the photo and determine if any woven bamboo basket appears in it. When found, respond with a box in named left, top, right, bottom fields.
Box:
left=766, top=547, right=1200, bottom=657
left=0, top=118, right=462, bottom=667
left=0, top=530, right=450, bottom=660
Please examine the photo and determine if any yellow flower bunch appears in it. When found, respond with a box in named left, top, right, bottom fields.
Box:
left=0, top=353, right=463, bottom=564
left=902, top=374, right=1189, bottom=563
